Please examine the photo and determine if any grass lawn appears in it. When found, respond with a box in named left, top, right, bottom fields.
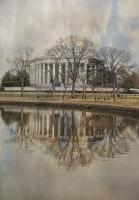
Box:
left=0, top=91, right=139, bottom=103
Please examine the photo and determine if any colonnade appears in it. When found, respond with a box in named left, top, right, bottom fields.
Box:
left=29, top=62, right=66, bottom=86
left=28, top=61, right=92, bottom=87
left=25, top=109, right=106, bottom=140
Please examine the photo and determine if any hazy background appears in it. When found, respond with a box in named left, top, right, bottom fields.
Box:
left=0, top=0, right=139, bottom=77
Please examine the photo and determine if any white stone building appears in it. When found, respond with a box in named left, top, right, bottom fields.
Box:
left=27, top=56, right=96, bottom=91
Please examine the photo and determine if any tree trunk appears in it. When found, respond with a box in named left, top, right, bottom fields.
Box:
left=83, top=84, right=86, bottom=99
left=52, top=82, right=55, bottom=98
left=91, top=85, right=95, bottom=95
left=21, top=73, right=24, bottom=97
left=65, top=88, right=68, bottom=99
left=71, top=82, right=75, bottom=99
left=20, top=107, right=24, bottom=136
left=113, top=80, right=116, bottom=101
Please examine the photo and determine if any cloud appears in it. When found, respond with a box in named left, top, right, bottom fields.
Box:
left=0, top=0, right=112, bottom=76
left=11, top=0, right=111, bottom=48
left=118, top=0, right=139, bottom=62
left=0, top=0, right=138, bottom=77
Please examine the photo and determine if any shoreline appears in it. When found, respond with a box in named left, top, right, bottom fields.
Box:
left=0, top=97, right=139, bottom=115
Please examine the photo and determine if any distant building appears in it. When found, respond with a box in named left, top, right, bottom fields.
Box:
left=28, top=56, right=111, bottom=91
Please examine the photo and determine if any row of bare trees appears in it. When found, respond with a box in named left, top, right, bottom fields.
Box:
left=7, top=35, right=136, bottom=99
left=97, top=47, right=134, bottom=100
left=46, top=35, right=136, bottom=99
left=45, top=35, right=95, bottom=98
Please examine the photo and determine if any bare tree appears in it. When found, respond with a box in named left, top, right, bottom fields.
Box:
left=5, top=107, right=33, bottom=154
left=7, top=47, right=34, bottom=97
left=98, top=47, right=133, bottom=100
left=46, top=44, right=63, bottom=97
left=77, top=63, right=88, bottom=99
left=122, top=70, right=139, bottom=93
left=115, top=65, right=129, bottom=94
left=62, top=73, right=72, bottom=99
left=87, top=58, right=105, bottom=96
left=58, top=35, right=95, bottom=98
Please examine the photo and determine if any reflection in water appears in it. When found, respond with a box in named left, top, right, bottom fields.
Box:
left=1, top=106, right=139, bottom=200
left=1, top=107, right=139, bottom=169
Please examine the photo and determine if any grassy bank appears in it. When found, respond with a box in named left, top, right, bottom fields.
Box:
left=1, top=91, right=139, bottom=102
left=0, top=93, right=139, bottom=115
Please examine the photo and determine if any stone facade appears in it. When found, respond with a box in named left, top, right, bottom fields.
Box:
left=28, top=57, right=95, bottom=90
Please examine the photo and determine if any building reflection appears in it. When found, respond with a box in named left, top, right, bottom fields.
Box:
left=0, top=107, right=139, bottom=169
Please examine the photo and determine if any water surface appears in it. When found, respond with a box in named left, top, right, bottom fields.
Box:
left=0, top=106, right=139, bottom=200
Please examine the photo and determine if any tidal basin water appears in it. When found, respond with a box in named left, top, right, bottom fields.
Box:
left=0, top=106, right=139, bottom=200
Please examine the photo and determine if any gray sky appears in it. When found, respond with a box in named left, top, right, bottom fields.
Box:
left=0, top=0, right=139, bottom=77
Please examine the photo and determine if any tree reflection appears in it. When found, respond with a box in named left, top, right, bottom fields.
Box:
left=1, top=107, right=33, bottom=154
left=1, top=107, right=139, bottom=168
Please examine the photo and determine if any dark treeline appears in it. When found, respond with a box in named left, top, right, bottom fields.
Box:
left=1, top=70, right=30, bottom=87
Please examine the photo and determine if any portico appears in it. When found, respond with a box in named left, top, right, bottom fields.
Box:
left=29, top=59, right=68, bottom=88
left=28, top=57, right=99, bottom=90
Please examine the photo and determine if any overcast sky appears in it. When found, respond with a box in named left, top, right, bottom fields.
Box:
left=0, top=0, right=139, bottom=77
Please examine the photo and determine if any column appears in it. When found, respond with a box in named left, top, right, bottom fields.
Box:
left=84, top=63, right=87, bottom=80
left=44, top=115, right=47, bottom=135
left=40, top=115, right=42, bottom=135
left=43, top=63, right=46, bottom=85
left=86, top=63, right=89, bottom=84
left=38, top=64, right=40, bottom=84
left=39, top=64, right=41, bottom=84
left=52, top=124, right=55, bottom=139
left=46, top=115, right=49, bottom=137
left=94, top=63, right=97, bottom=77
left=47, top=64, right=50, bottom=84
left=41, top=63, right=43, bottom=84
left=61, top=63, right=65, bottom=84
left=29, top=65, right=32, bottom=84
left=35, top=114, right=38, bottom=134
left=27, top=65, right=31, bottom=80
left=65, top=62, right=68, bottom=84
left=58, top=117, right=60, bottom=137
left=44, top=63, right=47, bottom=84
left=53, top=63, right=55, bottom=78
left=63, top=63, right=66, bottom=83
left=35, top=65, right=37, bottom=85
left=64, top=116, right=67, bottom=138
left=59, top=64, right=62, bottom=83
left=32, top=65, right=35, bottom=84
left=41, top=114, right=44, bottom=135
left=42, top=63, right=44, bottom=85
left=50, top=63, right=53, bottom=83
